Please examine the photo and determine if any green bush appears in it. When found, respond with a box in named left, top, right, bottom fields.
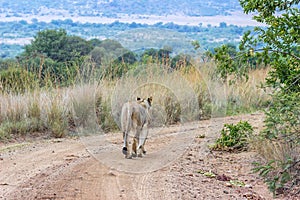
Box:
left=0, top=122, right=12, bottom=140
left=0, top=67, right=38, bottom=94
left=262, top=91, right=300, bottom=142
left=253, top=91, right=300, bottom=196
left=252, top=157, right=298, bottom=197
left=0, top=118, right=44, bottom=140
left=211, top=121, right=253, bottom=151
left=233, top=0, right=300, bottom=195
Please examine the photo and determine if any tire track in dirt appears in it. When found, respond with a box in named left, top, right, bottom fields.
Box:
left=1, top=121, right=203, bottom=200
left=0, top=113, right=278, bottom=200
left=81, top=129, right=199, bottom=174
left=0, top=139, right=88, bottom=199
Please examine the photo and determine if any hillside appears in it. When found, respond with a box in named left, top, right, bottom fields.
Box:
left=0, top=0, right=256, bottom=59
left=1, top=0, right=242, bottom=17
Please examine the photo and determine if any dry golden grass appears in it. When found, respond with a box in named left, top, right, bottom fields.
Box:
left=0, top=61, right=270, bottom=140
left=254, top=139, right=299, bottom=164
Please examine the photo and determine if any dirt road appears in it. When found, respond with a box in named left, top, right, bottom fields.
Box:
left=0, top=113, right=286, bottom=199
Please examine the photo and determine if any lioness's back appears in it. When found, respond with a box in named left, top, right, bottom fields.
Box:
left=121, top=101, right=147, bottom=132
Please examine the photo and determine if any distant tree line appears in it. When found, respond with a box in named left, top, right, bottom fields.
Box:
left=0, top=29, right=193, bottom=92
left=0, top=19, right=254, bottom=59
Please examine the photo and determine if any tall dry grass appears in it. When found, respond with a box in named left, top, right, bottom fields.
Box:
left=0, top=61, right=269, bottom=140
left=181, top=63, right=270, bottom=117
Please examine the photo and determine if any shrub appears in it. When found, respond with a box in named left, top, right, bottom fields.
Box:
left=253, top=156, right=299, bottom=197
left=0, top=119, right=44, bottom=140
left=252, top=91, right=300, bottom=196
left=163, top=96, right=181, bottom=125
left=47, top=102, right=68, bottom=138
left=0, top=122, right=12, bottom=140
left=262, top=92, right=300, bottom=143
left=0, top=67, right=37, bottom=94
left=96, top=96, right=118, bottom=133
left=195, top=85, right=212, bottom=119
left=211, top=121, right=254, bottom=151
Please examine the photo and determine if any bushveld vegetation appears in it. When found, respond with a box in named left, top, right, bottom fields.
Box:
left=211, top=120, right=254, bottom=152
left=211, top=0, right=300, bottom=196
left=0, top=29, right=268, bottom=140
left=0, top=19, right=253, bottom=59
left=0, top=28, right=269, bottom=142
left=0, top=0, right=299, bottom=197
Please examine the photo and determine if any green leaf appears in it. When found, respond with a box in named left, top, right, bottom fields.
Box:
left=203, top=171, right=216, bottom=178
left=229, top=180, right=245, bottom=187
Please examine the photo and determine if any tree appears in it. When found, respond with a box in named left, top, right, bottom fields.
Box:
left=98, top=39, right=123, bottom=52
left=116, top=51, right=137, bottom=65
left=63, top=36, right=92, bottom=62
left=219, top=22, right=227, bottom=28
left=89, top=39, right=136, bottom=67
left=239, top=0, right=300, bottom=92
left=89, top=38, right=102, bottom=47
left=207, top=43, right=250, bottom=82
left=237, top=0, right=300, bottom=195
left=23, top=29, right=92, bottom=63
left=21, top=29, right=93, bottom=86
left=24, top=29, right=67, bottom=62
left=90, top=47, right=106, bottom=65
left=206, top=0, right=299, bottom=195
left=140, top=48, right=172, bottom=65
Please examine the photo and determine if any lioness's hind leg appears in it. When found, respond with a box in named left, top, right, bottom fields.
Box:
left=137, top=146, right=144, bottom=157
left=122, top=147, right=127, bottom=155
left=131, top=137, right=137, bottom=157
left=122, top=132, right=128, bottom=155
left=122, top=136, right=132, bottom=159
left=141, top=145, right=146, bottom=154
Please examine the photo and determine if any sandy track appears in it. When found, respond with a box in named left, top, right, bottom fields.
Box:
left=0, top=113, right=281, bottom=200
left=0, top=123, right=199, bottom=199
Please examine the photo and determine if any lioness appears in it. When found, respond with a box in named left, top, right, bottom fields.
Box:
left=121, top=97, right=152, bottom=159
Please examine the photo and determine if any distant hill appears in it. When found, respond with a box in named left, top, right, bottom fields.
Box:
left=0, top=0, right=252, bottom=59
left=0, top=0, right=242, bottom=17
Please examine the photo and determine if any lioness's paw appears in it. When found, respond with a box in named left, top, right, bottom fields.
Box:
left=125, top=154, right=133, bottom=159
left=137, top=153, right=143, bottom=158
left=132, top=153, right=137, bottom=158
left=122, top=147, right=128, bottom=155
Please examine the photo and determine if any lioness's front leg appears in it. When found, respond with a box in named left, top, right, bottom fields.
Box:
left=136, top=126, right=144, bottom=157
left=137, top=124, right=148, bottom=157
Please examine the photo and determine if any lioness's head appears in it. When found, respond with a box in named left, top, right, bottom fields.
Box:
left=137, top=96, right=152, bottom=109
